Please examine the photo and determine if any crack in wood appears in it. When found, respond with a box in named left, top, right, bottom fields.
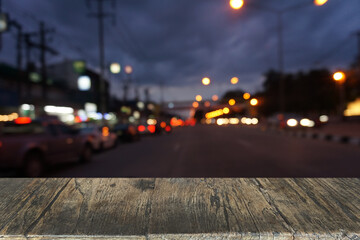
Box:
left=23, top=179, right=72, bottom=236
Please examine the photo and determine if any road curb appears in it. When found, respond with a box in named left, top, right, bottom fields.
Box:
left=264, top=127, right=360, bottom=146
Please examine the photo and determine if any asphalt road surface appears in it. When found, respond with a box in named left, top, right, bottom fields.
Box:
left=47, top=125, right=360, bottom=177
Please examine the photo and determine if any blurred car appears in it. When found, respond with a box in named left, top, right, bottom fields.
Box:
left=76, top=123, right=117, bottom=150
left=112, top=123, right=140, bottom=143
left=267, top=113, right=324, bottom=129
left=0, top=117, right=93, bottom=177
left=137, top=120, right=172, bottom=135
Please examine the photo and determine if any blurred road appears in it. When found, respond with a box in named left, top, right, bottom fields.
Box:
left=47, top=125, right=360, bottom=177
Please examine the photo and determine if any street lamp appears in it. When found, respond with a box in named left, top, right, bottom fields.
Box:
left=314, top=0, right=328, bottom=6
left=229, top=0, right=244, bottom=10
left=333, top=71, right=345, bottom=82
left=230, top=77, right=239, bottom=85
left=243, top=92, right=251, bottom=100
left=250, top=98, right=258, bottom=106
left=110, top=62, right=121, bottom=74
left=202, top=77, right=211, bottom=86
left=230, top=0, right=327, bottom=113
left=195, top=95, right=203, bottom=102
left=333, top=71, right=346, bottom=119
left=123, top=65, right=133, bottom=102
left=124, top=65, right=133, bottom=75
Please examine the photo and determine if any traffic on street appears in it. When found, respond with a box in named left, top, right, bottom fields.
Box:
left=1, top=0, right=360, bottom=177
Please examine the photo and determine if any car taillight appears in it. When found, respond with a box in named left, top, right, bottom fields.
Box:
left=14, top=117, right=32, bottom=124
left=147, top=125, right=156, bottom=133
left=138, top=125, right=146, bottom=132
left=102, top=127, right=109, bottom=137
left=165, top=126, right=171, bottom=132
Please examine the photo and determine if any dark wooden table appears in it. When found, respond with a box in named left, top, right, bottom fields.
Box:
left=0, top=178, right=359, bottom=239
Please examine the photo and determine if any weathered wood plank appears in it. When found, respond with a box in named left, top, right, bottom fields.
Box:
left=27, top=178, right=154, bottom=238
left=0, top=178, right=70, bottom=237
left=255, top=178, right=360, bottom=239
left=0, top=178, right=359, bottom=239
left=148, top=178, right=291, bottom=238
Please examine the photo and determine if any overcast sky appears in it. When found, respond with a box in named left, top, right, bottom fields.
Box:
left=1, top=0, right=359, bottom=102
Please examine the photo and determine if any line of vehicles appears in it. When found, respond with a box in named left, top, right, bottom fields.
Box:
left=0, top=116, right=174, bottom=177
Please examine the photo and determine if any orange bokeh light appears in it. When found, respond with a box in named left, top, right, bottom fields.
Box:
left=333, top=71, right=346, bottom=82
left=102, top=127, right=109, bottom=137
left=192, top=102, right=199, bottom=108
left=230, top=0, right=244, bottom=9
left=230, top=77, right=239, bottom=85
left=212, top=95, right=219, bottom=101
left=228, top=99, right=236, bottom=106
left=243, top=93, right=250, bottom=100
left=314, top=0, right=328, bottom=6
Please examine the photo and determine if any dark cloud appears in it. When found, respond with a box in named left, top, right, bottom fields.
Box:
left=1, top=0, right=359, bottom=101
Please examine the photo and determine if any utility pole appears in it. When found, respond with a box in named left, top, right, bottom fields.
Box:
left=0, top=0, right=3, bottom=51
left=26, top=21, right=57, bottom=101
left=87, top=0, right=115, bottom=114
left=8, top=19, right=23, bottom=100
left=24, top=33, right=34, bottom=98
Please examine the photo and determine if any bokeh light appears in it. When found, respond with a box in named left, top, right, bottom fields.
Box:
left=230, top=77, right=239, bottom=85
left=250, top=98, right=258, bottom=106
left=223, top=107, right=230, bottom=114
left=212, top=95, right=219, bottom=101
left=333, top=71, right=346, bottom=82
left=202, top=77, right=211, bottom=86
left=314, top=0, right=328, bottom=6
left=110, top=63, right=121, bottom=74
left=230, top=0, right=244, bottom=10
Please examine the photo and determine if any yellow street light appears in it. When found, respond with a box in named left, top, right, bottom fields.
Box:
left=314, top=0, right=328, bottom=6
left=124, top=65, right=133, bottom=74
left=192, top=102, right=199, bottom=108
left=212, top=95, right=219, bottom=101
left=228, top=99, right=236, bottom=106
left=195, top=95, right=203, bottom=102
left=250, top=98, right=258, bottom=106
left=110, top=63, right=121, bottom=74
left=202, top=77, right=211, bottom=86
left=333, top=71, right=346, bottom=82
left=230, top=0, right=244, bottom=10
left=230, top=77, right=239, bottom=85
left=243, top=92, right=250, bottom=100
left=223, top=107, right=230, bottom=114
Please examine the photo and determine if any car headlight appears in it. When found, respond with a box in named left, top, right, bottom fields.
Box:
left=287, top=119, right=298, bottom=127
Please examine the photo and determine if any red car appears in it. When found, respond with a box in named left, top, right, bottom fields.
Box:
left=0, top=117, right=93, bottom=177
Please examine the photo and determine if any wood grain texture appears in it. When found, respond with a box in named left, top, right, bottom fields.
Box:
left=0, top=178, right=358, bottom=239
left=28, top=178, right=155, bottom=237
left=0, top=178, right=69, bottom=236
